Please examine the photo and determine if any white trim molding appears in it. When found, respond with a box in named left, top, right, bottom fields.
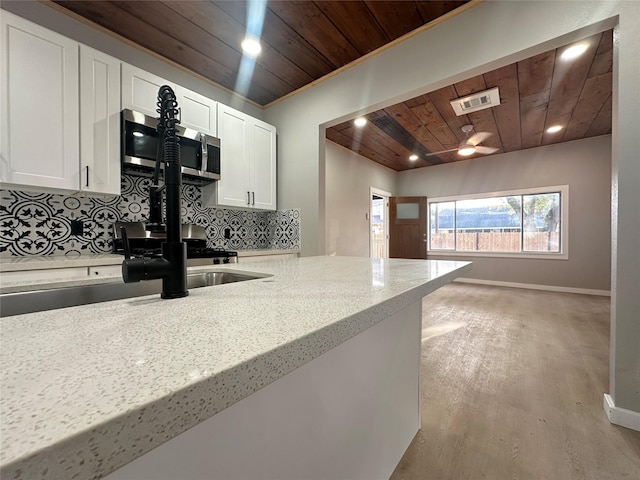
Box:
left=604, top=394, right=640, bottom=432
left=454, top=277, right=610, bottom=297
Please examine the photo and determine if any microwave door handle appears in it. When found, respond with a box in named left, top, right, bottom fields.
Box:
left=200, top=133, right=208, bottom=173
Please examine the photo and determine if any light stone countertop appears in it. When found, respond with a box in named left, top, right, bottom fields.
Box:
left=0, top=250, right=298, bottom=273
left=237, top=248, right=300, bottom=257
left=0, top=253, right=124, bottom=271
left=0, top=256, right=471, bottom=480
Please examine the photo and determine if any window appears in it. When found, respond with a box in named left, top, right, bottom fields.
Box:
left=429, top=186, right=567, bottom=258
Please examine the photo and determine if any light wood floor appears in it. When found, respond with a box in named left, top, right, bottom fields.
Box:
left=390, top=283, right=640, bottom=480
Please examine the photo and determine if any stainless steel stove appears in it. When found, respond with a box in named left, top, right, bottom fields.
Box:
left=112, top=222, right=237, bottom=265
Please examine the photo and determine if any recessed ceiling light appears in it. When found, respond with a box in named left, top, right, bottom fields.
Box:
left=241, top=37, right=262, bottom=57
left=354, top=117, right=367, bottom=128
left=409, top=154, right=418, bottom=161
left=561, top=42, right=588, bottom=61
left=132, top=131, right=144, bottom=137
left=546, top=125, right=563, bottom=133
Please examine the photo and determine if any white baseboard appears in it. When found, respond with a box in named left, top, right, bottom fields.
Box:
left=604, top=394, right=640, bottom=432
left=454, top=277, right=610, bottom=297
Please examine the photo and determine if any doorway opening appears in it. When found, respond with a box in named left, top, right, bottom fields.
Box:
left=370, top=188, right=390, bottom=258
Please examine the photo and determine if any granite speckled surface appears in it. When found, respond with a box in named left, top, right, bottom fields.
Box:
left=0, top=250, right=299, bottom=272
left=237, top=248, right=300, bottom=257
left=0, top=256, right=471, bottom=480
left=0, top=253, right=123, bottom=271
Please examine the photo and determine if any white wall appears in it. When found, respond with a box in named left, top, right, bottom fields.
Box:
left=265, top=1, right=639, bottom=423
left=397, top=136, right=612, bottom=291
left=325, top=142, right=396, bottom=257
left=0, top=1, right=263, bottom=119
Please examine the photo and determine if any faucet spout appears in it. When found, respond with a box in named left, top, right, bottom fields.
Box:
left=121, top=85, right=188, bottom=299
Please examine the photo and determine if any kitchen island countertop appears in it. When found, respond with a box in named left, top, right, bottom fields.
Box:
left=0, top=256, right=471, bottom=480
left=0, top=253, right=124, bottom=271
left=0, top=249, right=300, bottom=273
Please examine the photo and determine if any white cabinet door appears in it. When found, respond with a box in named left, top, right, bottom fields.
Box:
left=121, top=63, right=165, bottom=118
left=214, top=104, right=251, bottom=208
left=251, top=120, right=276, bottom=210
left=203, top=104, right=276, bottom=210
left=0, top=11, right=79, bottom=191
left=79, top=45, right=121, bottom=195
left=122, top=64, right=216, bottom=137
left=175, top=86, right=217, bottom=136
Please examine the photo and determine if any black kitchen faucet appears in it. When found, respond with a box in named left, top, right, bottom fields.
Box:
left=120, top=86, right=189, bottom=299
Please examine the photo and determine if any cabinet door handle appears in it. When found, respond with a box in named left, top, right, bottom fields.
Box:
left=247, top=191, right=251, bottom=205
left=85, top=166, right=89, bottom=187
left=251, top=191, right=255, bottom=206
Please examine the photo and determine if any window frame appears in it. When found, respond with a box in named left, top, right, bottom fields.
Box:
left=428, top=185, right=568, bottom=260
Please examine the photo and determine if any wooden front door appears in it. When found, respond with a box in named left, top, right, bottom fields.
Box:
left=389, top=196, right=427, bottom=259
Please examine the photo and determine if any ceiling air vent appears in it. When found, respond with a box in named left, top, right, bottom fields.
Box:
left=450, top=87, right=500, bottom=116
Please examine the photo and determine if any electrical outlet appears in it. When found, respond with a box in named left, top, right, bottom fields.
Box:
left=70, top=220, right=84, bottom=236
left=224, top=228, right=231, bottom=239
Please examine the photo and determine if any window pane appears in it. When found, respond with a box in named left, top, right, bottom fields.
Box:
left=397, top=202, right=419, bottom=219
left=430, top=201, right=454, bottom=250
left=455, top=196, right=522, bottom=251
left=522, top=193, right=561, bottom=252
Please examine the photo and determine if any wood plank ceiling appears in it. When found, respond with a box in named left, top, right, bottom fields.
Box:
left=49, top=1, right=612, bottom=171
left=51, top=0, right=467, bottom=106
left=327, top=30, right=613, bottom=170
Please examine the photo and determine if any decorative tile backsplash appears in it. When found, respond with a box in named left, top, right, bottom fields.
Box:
left=0, top=175, right=300, bottom=257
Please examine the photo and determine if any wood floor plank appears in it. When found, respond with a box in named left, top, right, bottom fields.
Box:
left=390, top=284, right=640, bottom=480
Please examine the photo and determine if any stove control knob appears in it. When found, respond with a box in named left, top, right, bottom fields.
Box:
left=223, top=258, right=230, bottom=264
left=213, top=258, right=221, bottom=264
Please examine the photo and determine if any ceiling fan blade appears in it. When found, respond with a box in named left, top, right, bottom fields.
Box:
left=468, top=131, right=492, bottom=146
left=423, top=147, right=459, bottom=157
left=475, top=145, right=499, bottom=155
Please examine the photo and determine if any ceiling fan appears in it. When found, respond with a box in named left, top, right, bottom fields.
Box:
left=425, top=125, right=499, bottom=158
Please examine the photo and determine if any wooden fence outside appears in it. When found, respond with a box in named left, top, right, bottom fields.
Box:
left=430, top=232, right=559, bottom=252
left=371, top=233, right=385, bottom=258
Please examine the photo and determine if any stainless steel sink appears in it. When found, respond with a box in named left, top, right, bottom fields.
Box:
left=186, top=271, right=262, bottom=288
left=0, top=271, right=270, bottom=317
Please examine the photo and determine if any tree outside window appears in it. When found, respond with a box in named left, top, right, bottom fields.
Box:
left=429, top=190, right=562, bottom=254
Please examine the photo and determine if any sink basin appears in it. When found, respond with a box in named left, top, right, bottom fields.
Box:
left=0, top=270, right=270, bottom=317
left=187, top=271, right=263, bottom=288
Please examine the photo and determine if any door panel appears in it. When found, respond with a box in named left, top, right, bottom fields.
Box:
left=389, top=196, right=427, bottom=259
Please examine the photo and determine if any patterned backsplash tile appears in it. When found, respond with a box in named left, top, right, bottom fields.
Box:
left=0, top=175, right=300, bottom=257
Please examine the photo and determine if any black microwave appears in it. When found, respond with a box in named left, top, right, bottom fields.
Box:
left=121, top=108, right=220, bottom=185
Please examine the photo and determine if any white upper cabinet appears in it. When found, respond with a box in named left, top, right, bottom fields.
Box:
left=1, top=11, right=79, bottom=191
left=250, top=119, right=277, bottom=210
left=121, top=64, right=217, bottom=136
left=121, top=63, right=165, bottom=118
left=213, top=105, right=250, bottom=208
left=203, top=104, right=276, bottom=210
left=0, top=11, right=121, bottom=196
left=79, top=45, right=121, bottom=195
left=174, top=85, right=217, bottom=136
